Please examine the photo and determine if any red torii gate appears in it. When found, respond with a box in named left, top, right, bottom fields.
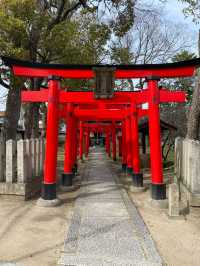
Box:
left=3, top=56, right=199, bottom=205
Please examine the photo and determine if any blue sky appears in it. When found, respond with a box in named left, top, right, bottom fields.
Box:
left=155, top=0, right=198, bottom=30
left=0, top=0, right=199, bottom=111
left=161, top=0, right=199, bottom=52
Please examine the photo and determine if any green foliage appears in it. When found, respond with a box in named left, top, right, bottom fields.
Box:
left=0, top=0, right=114, bottom=91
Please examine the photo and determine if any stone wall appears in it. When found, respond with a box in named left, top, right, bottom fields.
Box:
left=175, top=137, right=200, bottom=206
left=0, top=138, right=45, bottom=199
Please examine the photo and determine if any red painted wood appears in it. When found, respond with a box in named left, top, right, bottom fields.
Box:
left=125, top=117, right=132, bottom=169
left=43, top=80, right=59, bottom=184
left=13, top=65, right=195, bottom=78
left=160, top=89, right=186, bottom=102
left=130, top=105, right=140, bottom=174
left=64, top=103, right=76, bottom=173
left=122, top=121, right=127, bottom=165
left=148, top=80, right=164, bottom=184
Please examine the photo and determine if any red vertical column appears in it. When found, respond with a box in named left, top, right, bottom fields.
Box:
left=79, top=121, right=84, bottom=160
left=126, top=117, right=132, bottom=174
left=62, top=103, right=75, bottom=186
left=71, top=119, right=78, bottom=174
left=148, top=77, right=166, bottom=200
left=130, top=104, right=143, bottom=187
left=112, top=122, right=117, bottom=161
left=42, top=76, right=60, bottom=200
left=122, top=120, right=127, bottom=172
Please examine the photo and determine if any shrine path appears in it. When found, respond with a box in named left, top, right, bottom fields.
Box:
left=58, top=147, right=163, bottom=266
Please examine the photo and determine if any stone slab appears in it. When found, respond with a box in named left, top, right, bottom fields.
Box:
left=58, top=147, right=163, bottom=266
left=0, top=175, right=41, bottom=199
left=81, top=202, right=129, bottom=217
left=168, top=183, right=180, bottom=217
left=58, top=255, right=162, bottom=266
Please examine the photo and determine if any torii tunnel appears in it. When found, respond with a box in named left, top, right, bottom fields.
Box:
left=3, top=56, right=200, bottom=203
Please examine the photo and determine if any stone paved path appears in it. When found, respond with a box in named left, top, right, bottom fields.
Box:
left=58, top=147, right=163, bottom=266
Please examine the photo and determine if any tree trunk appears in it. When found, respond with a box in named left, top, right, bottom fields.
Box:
left=186, top=29, right=200, bottom=140
left=4, top=76, right=22, bottom=140
left=186, top=77, right=200, bottom=140
left=24, top=78, right=42, bottom=138
left=24, top=103, right=40, bottom=138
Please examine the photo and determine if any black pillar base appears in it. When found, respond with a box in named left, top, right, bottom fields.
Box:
left=127, top=167, right=133, bottom=175
left=122, top=164, right=127, bottom=172
left=151, top=183, right=166, bottom=200
left=62, top=173, right=74, bottom=186
left=113, top=157, right=117, bottom=161
left=41, top=183, right=56, bottom=200
left=132, top=173, right=143, bottom=187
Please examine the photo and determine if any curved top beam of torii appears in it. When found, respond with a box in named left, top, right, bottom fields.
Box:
left=2, top=56, right=200, bottom=78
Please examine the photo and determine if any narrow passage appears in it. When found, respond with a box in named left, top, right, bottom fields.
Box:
left=58, top=147, right=163, bottom=266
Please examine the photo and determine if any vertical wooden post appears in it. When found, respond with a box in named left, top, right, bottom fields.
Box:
left=72, top=119, right=78, bottom=174
left=130, top=104, right=143, bottom=187
left=122, top=120, right=127, bottom=172
left=42, top=77, right=60, bottom=200
left=63, top=103, right=75, bottom=186
left=147, top=77, right=166, bottom=200
left=126, top=117, right=132, bottom=174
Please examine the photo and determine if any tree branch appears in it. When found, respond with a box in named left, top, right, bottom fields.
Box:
left=0, top=77, right=9, bottom=89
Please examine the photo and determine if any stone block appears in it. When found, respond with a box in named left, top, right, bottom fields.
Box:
left=168, top=183, right=180, bottom=217
left=6, top=140, right=16, bottom=183
left=17, top=139, right=27, bottom=183
left=30, top=138, right=36, bottom=177
left=188, top=140, right=200, bottom=193
left=175, top=138, right=200, bottom=207
left=40, top=138, right=45, bottom=175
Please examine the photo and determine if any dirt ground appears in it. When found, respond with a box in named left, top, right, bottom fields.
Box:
left=0, top=145, right=77, bottom=266
left=0, top=190, right=77, bottom=266
left=1, top=152, right=200, bottom=266
left=120, top=171, right=200, bottom=266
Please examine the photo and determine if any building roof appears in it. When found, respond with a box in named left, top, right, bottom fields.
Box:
left=139, top=117, right=177, bottom=134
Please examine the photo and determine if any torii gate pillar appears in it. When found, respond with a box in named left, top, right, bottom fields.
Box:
left=71, top=119, right=78, bottom=174
left=40, top=77, right=60, bottom=203
left=126, top=117, right=132, bottom=175
left=130, top=105, right=143, bottom=187
left=121, top=121, right=127, bottom=172
left=148, top=77, right=166, bottom=200
left=62, top=103, right=76, bottom=186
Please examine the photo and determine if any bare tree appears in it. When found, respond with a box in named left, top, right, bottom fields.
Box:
left=111, top=7, right=191, bottom=90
